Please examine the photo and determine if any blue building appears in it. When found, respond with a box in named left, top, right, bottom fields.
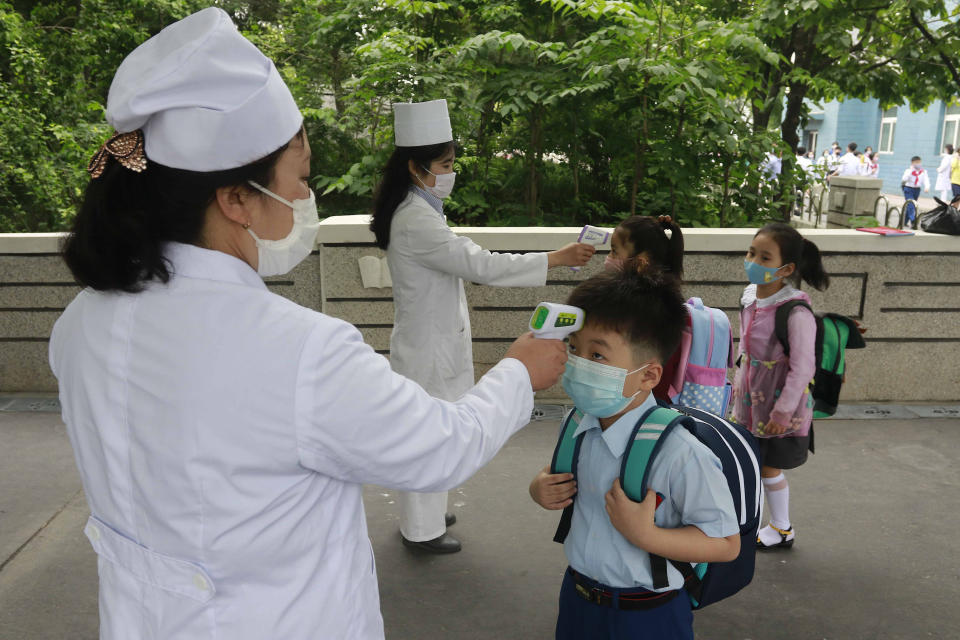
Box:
left=801, top=98, right=959, bottom=196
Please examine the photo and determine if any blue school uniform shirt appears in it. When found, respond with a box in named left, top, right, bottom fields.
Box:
left=564, top=392, right=740, bottom=591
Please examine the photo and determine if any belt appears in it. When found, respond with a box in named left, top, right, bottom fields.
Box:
left=568, top=568, right=680, bottom=611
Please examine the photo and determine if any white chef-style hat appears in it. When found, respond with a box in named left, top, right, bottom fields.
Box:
left=393, top=99, right=453, bottom=147
left=104, top=7, right=302, bottom=172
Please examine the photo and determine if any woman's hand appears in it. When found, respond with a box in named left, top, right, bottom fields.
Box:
left=529, top=467, right=577, bottom=510
left=547, top=243, right=596, bottom=268
left=504, top=332, right=567, bottom=391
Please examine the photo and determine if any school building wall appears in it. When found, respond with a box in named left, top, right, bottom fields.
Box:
left=803, top=98, right=950, bottom=197
left=4, top=223, right=958, bottom=404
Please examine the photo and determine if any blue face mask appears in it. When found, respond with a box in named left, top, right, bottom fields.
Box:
left=744, top=259, right=786, bottom=285
left=561, top=354, right=649, bottom=418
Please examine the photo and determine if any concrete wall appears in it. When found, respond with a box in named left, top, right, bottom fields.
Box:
left=3, top=223, right=960, bottom=403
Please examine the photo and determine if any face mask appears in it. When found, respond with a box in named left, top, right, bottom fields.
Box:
left=247, top=181, right=321, bottom=277
left=604, top=255, right=624, bottom=272
left=418, top=167, right=456, bottom=199
left=744, top=259, right=786, bottom=285
left=561, top=354, right=649, bottom=418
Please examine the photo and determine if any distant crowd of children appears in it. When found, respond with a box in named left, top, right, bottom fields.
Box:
left=530, top=217, right=832, bottom=639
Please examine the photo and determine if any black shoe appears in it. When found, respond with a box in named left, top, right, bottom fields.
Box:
left=402, top=532, right=462, bottom=554
left=756, top=524, right=795, bottom=550
left=445, top=512, right=457, bottom=527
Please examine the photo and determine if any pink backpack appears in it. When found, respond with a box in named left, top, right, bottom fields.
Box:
left=664, top=298, right=734, bottom=417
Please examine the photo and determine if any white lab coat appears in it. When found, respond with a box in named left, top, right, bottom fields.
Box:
left=49, top=242, right=537, bottom=639
left=386, top=191, right=547, bottom=540
left=936, top=152, right=954, bottom=197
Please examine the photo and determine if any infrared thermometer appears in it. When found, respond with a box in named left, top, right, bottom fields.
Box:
left=572, top=225, right=611, bottom=272
left=529, top=302, right=585, bottom=339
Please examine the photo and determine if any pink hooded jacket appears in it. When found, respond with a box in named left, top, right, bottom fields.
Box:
left=731, top=284, right=817, bottom=438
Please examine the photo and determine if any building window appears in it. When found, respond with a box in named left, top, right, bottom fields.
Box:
left=942, top=104, right=960, bottom=151
left=879, top=106, right=897, bottom=154
left=807, top=130, right=819, bottom=154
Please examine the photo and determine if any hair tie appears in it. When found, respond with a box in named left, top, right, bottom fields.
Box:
left=87, top=130, right=148, bottom=179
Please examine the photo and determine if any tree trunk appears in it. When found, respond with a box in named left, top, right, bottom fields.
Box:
left=526, top=106, right=543, bottom=221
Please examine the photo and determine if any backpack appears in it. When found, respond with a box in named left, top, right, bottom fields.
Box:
left=773, top=301, right=866, bottom=418
left=551, top=404, right=761, bottom=609
left=662, top=298, right=734, bottom=417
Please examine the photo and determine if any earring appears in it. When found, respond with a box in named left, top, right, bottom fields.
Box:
left=242, top=222, right=251, bottom=230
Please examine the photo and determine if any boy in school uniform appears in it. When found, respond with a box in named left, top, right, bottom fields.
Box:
left=900, top=155, right=930, bottom=229
left=529, top=267, right=740, bottom=640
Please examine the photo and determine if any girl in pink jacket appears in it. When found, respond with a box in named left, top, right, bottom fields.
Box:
left=731, top=223, right=829, bottom=550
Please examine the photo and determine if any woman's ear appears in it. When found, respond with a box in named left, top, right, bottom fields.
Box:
left=407, top=158, right=423, bottom=179
left=214, top=184, right=254, bottom=227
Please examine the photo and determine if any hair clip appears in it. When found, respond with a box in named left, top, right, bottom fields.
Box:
left=87, top=130, right=147, bottom=179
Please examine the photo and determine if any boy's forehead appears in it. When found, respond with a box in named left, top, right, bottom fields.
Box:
left=574, top=320, right=629, bottom=347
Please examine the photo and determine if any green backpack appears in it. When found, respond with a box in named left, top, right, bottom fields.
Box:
left=774, top=300, right=866, bottom=418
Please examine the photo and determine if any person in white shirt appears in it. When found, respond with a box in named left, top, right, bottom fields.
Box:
left=900, top=155, right=931, bottom=228
left=795, top=145, right=814, bottom=178
left=370, top=100, right=594, bottom=553
left=935, top=144, right=955, bottom=202
left=830, top=142, right=861, bottom=178
left=50, top=9, right=569, bottom=639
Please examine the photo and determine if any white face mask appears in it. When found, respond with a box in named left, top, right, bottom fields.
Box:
left=246, top=181, right=321, bottom=277
left=418, top=166, right=456, bottom=199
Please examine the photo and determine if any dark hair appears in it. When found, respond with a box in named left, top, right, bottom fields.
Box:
left=796, top=146, right=806, bottom=156
left=946, top=144, right=955, bottom=154
left=847, top=142, right=857, bottom=152
left=911, top=155, right=922, bottom=162
left=755, top=223, right=830, bottom=291
left=64, top=132, right=303, bottom=293
left=370, top=142, right=456, bottom=250
left=567, top=265, right=687, bottom=364
left=616, top=215, right=684, bottom=279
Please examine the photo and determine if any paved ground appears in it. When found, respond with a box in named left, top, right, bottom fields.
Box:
left=1, top=408, right=958, bottom=639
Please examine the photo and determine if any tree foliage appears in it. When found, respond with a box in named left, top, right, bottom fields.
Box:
left=2, top=0, right=959, bottom=232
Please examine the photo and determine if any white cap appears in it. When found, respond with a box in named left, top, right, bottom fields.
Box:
left=393, top=100, right=453, bottom=147
left=105, top=7, right=302, bottom=172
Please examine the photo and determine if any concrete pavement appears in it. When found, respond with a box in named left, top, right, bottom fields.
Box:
left=1, top=409, right=958, bottom=639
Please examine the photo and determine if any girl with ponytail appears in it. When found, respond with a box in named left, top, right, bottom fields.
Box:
left=605, top=215, right=684, bottom=279
left=732, top=222, right=829, bottom=551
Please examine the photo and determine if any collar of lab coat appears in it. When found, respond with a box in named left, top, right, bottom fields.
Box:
left=164, top=242, right=267, bottom=291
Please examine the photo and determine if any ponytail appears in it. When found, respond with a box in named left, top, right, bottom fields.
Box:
left=755, top=223, right=830, bottom=292
left=63, top=130, right=299, bottom=293
left=371, top=141, right=455, bottom=250
left=799, top=238, right=830, bottom=291
left=616, top=215, right=684, bottom=280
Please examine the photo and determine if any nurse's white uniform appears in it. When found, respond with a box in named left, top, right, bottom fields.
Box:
left=387, top=190, right=547, bottom=540
left=50, top=242, right=539, bottom=638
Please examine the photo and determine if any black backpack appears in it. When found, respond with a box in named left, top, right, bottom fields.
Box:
left=774, top=301, right=866, bottom=418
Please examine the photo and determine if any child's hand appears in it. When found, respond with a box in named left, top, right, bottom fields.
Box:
left=605, top=479, right=658, bottom=549
left=529, top=467, right=577, bottom=510
left=762, top=420, right=790, bottom=435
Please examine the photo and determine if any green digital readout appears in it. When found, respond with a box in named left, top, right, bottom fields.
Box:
left=531, top=305, right=549, bottom=329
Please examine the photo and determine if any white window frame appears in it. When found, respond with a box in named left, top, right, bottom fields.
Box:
left=807, top=130, right=819, bottom=155
left=879, top=107, right=897, bottom=154
left=942, top=108, right=960, bottom=151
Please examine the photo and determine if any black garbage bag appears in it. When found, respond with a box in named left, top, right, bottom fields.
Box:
left=920, top=198, right=960, bottom=235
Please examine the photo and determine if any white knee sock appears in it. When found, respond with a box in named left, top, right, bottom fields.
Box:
left=762, top=473, right=790, bottom=530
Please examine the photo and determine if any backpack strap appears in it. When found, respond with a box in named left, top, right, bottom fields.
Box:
left=551, top=409, right=585, bottom=544
left=773, top=300, right=812, bottom=357
left=620, top=406, right=691, bottom=591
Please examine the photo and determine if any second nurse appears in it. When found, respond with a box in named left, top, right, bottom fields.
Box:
left=371, top=100, right=595, bottom=553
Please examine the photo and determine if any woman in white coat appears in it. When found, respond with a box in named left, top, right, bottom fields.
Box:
left=936, top=144, right=955, bottom=202
left=370, top=100, right=595, bottom=552
left=50, top=9, right=567, bottom=639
